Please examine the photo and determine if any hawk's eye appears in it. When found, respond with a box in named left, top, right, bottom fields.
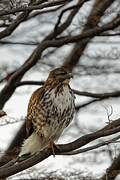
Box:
left=59, top=72, right=67, bottom=75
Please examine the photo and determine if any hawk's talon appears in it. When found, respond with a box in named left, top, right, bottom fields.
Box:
left=49, top=140, right=59, bottom=157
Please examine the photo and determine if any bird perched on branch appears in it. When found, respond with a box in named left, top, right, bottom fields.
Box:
left=19, top=67, right=75, bottom=158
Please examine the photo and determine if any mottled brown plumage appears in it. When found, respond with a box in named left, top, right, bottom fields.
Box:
left=20, top=67, right=75, bottom=156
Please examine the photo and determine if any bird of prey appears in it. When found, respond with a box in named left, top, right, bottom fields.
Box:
left=19, top=67, right=75, bottom=158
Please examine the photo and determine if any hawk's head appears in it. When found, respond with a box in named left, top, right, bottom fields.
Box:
left=47, top=67, right=73, bottom=84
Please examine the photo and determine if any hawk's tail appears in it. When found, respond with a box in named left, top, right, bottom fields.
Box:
left=19, top=132, right=46, bottom=158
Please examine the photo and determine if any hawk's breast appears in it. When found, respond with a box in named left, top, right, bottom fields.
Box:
left=43, top=85, right=75, bottom=128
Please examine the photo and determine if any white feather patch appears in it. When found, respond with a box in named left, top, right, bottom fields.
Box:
left=19, top=133, right=45, bottom=156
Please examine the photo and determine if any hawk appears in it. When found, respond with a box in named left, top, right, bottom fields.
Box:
left=19, top=67, right=75, bottom=157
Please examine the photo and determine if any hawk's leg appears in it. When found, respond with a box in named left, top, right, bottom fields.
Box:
left=49, top=139, right=59, bottom=157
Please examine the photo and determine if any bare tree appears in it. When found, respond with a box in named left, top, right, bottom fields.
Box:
left=0, top=0, right=120, bottom=179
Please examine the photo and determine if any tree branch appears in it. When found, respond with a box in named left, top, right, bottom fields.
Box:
left=0, top=11, right=29, bottom=40
left=102, top=153, right=120, bottom=180
left=0, top=0, right=53, bottom=40
left=0, top=118, right=120, bottom=178
left=63, top=0, right=115, bottom=70
left=28, top=4, right=65, bottom=20
left=15, top=80, right=120, bottom=99
left=62, top=134, right=120, bottom=155
left=43, top=14, right=120, bottom=47
left=54, top=0, right=90, bottom=36
left=0, top=0, right=69, bottom=16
